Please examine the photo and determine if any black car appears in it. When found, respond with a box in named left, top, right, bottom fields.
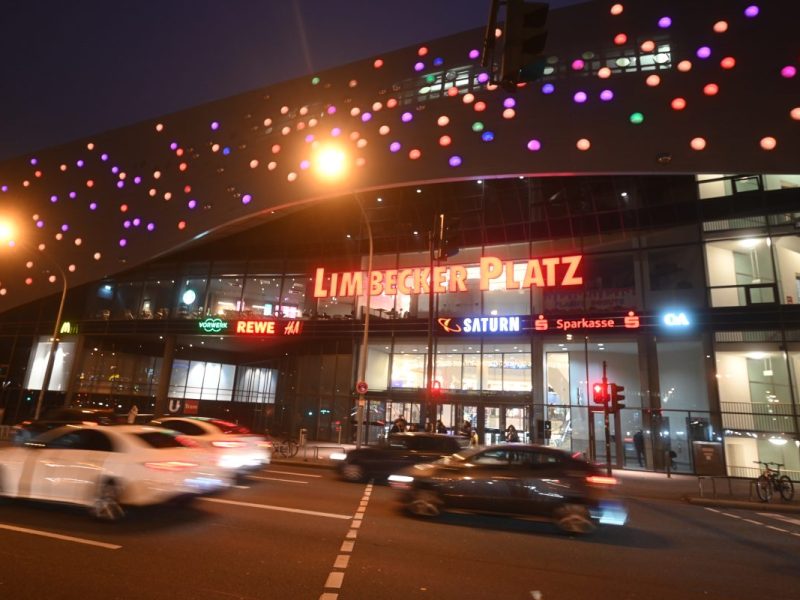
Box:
left=388, top=443, right=627, bottom=534
left=12, top=407, right=117, bottom=445
left=332, top=432, right=466, bottom=482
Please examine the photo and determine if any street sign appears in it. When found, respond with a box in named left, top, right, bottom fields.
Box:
left=356, top=380, right=368, bottom=394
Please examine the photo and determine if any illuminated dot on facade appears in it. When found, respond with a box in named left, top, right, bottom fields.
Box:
left=155, top=123, right=164, bottom=132
left=541, top=83, right=555, bottom=94
left=379, top=125, right=391, bottom=135
left=744, top=5, right=759, bottom=18
left=640, top=40, right=655, bottom=53
left=791, top=107, right=800, bottom=120
left=474, top=101, right=486, bottom=112
left=713, top=21, right=728, bottom=33
left=571, top=59, right=585, bottom=71
left=242, top=194, right=252, bottom=204
left=658, top=16, right=672, bottom=28
left=409, top=149, right=421, bottom=160
left=249, top=159, right=259, bottom=169
left=527, top=139, right=541, bottom=152
left=671, top=97, right=687, bottom=110
left=781, top=66, right=797, bottom=78
left=646, top=74, right=661, bottom=87
left=120, top=204, right=128, bottom=212
left=598, top=67, right=611, bottom=79
left=481, top=132, right=495, bottom=142
left=690, top=137, right=707, bottom=151
left=720, top=57, right=736, bottom=69
left=599, top=90, right=614, bottom=101
left=386, top=98, right=398, bottom=109
left=447, top=87, right=459, bottom=97
left=418, top=46, right=428, bottom=57
left=573, top=91, right=588, bottom=103
left=610, top=4, right=623, bottom=16
left=401, top=112, right=413, bottom=123
left=697, top=46, right=711, bottom=59
left=94, top=252, right=102, bottom=260
left=119, top=239, right=127, bottom=247
left=760, top=137, right=777, bottom=150
left=414, top=61, right=424, bottom=72
left=704, top=83, right=719, bottom=96
left=25, top=278, right=33, bottom=285
left=677, top=60, right=692, bottom=72
left=178, top=221, right=186, bottom=230
left=373, top=59, right=383, bottom=68
left=287, top=172, right=297, bottom=182
left=614, top=33, right=627, bottom=45
left=629, top=112, right=644, bottom=124
left=68, top=264, right=76, bottom=273
left=463, top=93, right=475, bottom=104
left=437, top=115, right=450, bottom=126
left=439, top=135, right=452, bottom=146
left=576, top=138, right=591, bottom=151
left=448, top=156, right=462, bottom=167
left=389, top=142, right=402, bottom=153
left=477, top=72, right=490, bottom=84
left=469, top=49, right=480, bottom=60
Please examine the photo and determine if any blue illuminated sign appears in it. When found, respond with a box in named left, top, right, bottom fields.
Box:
left=662, top=311, right=691, bottom=327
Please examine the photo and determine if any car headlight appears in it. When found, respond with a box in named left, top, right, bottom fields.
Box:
left=388, top=474, right=414, bottom=484
left=330, top=452, right=347, bottom=461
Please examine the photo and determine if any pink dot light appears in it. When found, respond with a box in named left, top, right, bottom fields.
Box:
left=781, top=66, right=797, bottom=78
left=527, top=139, right=542, bottom=152
left=760, top=137, right=777, bottom=151
left=571, top=59, right=585, bottom=71
left=690, top=137, right=707, bottom=151
left=576, top=138, right=591, bottom=151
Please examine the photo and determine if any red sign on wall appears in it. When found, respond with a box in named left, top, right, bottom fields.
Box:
left=184, top=399, right=199, bottom=415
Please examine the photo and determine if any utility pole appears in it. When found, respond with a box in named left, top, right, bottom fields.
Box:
left=602, top=360, right=612, bottom=476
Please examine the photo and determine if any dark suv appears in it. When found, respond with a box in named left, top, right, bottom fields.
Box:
left=12, top=407, right=117, bottom=445
left=333, top=432, right=466, bottom=482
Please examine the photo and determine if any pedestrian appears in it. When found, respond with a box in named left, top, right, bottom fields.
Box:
left=505, top=424, right=519, bottom=443
left=127, top=403, right=139, bottom=424
left=436, top=419, right=448, bottom=434
left=633, top=430, right=645, bottom=466
left=470, top=429, right=479, bottom=447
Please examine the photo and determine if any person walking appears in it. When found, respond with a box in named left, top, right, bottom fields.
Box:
left=633, top=430, right=645, bottom=467
left=127, top=403, right=139, bottom=424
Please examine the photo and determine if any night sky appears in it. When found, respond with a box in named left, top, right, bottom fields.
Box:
left=0, top=1, right=584, bottom=162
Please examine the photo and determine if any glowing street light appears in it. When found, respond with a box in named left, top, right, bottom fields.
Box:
left=0, top=218, right=69, bottom=420
left=311, top=143, right=371, bottom=448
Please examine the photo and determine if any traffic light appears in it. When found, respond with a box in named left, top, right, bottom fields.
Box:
left=610, top=383, right=626, bottom=411
left=592, top=382, right=608, bottom=404
left=501, top=0, right=549, bottom=86
left=431, top=380, right=442, bottom=400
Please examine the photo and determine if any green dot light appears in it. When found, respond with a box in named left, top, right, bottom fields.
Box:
left=630, top=112, right=644, bottom=124
left=472, top=121, right=484, bottom=132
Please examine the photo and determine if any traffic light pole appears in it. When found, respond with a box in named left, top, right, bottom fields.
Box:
left=602, top=360, right=612, bottom=476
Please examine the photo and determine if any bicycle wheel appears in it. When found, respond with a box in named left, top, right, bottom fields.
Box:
left=756, top=475, right=773, bottom=502
left=287, top=440, right=299, bottom=457
left=778, top=475, right=794, bottom=501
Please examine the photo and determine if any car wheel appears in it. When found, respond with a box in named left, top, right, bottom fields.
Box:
left=554, top=504, right=595, bottom=534
left=341, top=464, right=365, bottom=482
left=407, top=490, right=442, bottom=518
left=90, top=480, right=125, bottom=521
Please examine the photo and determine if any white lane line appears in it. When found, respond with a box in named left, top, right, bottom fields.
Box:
left=757, top=513, right=800, bottom=527
left=322, top=481, right=372, bottom=598
left=248, top=476, right=309, bottom=484
left=340, top=541, right=354, bottom=553
left=201, top=498, right=352, bottom=519
left=742, top=518, right=763, bottom=525
left=0, top=524, right=121, bottom=550
left=720, top=512, right=741, bottom=519
left=766, top=525, right=789, bottom=533
left=320, top=594, right=338, bottom=600
left=704, top=508, right=720, bottom=513
left=265, top=470, right=322, bottom=478
left=324, top=572, right=344, bottom=589
left=333, top=555, right=350, bottom=569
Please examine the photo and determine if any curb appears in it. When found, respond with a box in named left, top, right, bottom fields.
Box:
left=685, top=496, right=800, bottom=513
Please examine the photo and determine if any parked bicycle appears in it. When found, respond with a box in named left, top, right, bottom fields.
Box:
left=273, top=438, right=299, bottom=458
left=753, top=461, right=794, bottom=502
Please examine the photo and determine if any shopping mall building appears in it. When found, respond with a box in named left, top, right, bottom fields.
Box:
left=0, top=0, right=798, bottom=477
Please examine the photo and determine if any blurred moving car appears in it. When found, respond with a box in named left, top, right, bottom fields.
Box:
left=331, top=432, right=465, bottom=482
left=388, top=444, right=627, bottom=534
left=0, top=425, right=231, bottom=520
left=12, top=407, right=117, bottom=445
left=149, top=417, right=271, bottom=476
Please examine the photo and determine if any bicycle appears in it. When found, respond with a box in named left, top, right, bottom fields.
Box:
left=753, top=461, right=794, bottom=502
left=273, top=438, right=299, bottom=458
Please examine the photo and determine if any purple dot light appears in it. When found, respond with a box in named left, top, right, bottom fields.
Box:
left=133, top=176, right=142, bottom=184
left=469, top=49, right=480, bottom=60
left=36, top=220, right=44, bottom=228
left=187, top=199, right=197, bottom=209
left=116, top=181, right=124, bottom=189
left=132, top=218, right=141, bottom=226
left=69, top=191, right=77, bottom=199
left=76, top=159, right=84, bottom=168
left=1, top=185, right=7, bottom=192
left=331, top=127, right=342, bottom=137
left=300, top=160, right=310, bottom=170
left=242, top=194, right=252, bottom=205
left=361, top=112, right=372, bottom=122
left=527, top=139, right=542, bottom=152
left=744, top=5, right=759, bottom=18
left=781, top=66, right=797, bottom=78
left=30, top=158, right=38, bottom=166
left=433, top=57, right=444, bottom=67
left=327, top=106, right=336, bottom=115
left=503, top=97, right=516, bottom=108
left=61, top=224, right=69, bottom=232
left=414, top=61, right=424, bottom=72
left=305, top=134, right=315, bottom=143
left=119, top=239, right=127, bottom=248
left=123, top=220, right=131, bottom=229
left=389, top=141, right=402, bottom=153
left=169, top=142, right=178, bottom=150
left=541, top=83, right=555, bottom=94
left=697, top=46, right=711, bottom=59
left=600, top=89, right=615, bottom=101
left=573, top=91, right=588, bottom=104
left=658, top=16, right=672, bottom=28
left=111, top=166, right=119, bottom=174
left=571, top=59, right=585, bottom=70
left=401, top=112, right=413, bottom=123
left=101, top=153, right=109, bottom=161
left=210, top=121, right=220, bottom=131
left=89, top=202, right=97, bottom=211
left=50, top=195, right=58, bottom=203
left=147, top=223, right=155, bottom=232
left=448, top=155, right=462, bottom=167
left=477, top=72, right=490, bottom=84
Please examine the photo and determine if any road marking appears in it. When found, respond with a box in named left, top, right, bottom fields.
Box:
left=0, top=524, right=121, bottom=550
left=233, top=485, right=250, bottom=489
left=757, top=513, right=800, bottom=527
left=201, top=498, right=351, bottom=519
left=766, top=525, right=789, bottom=533
left=248, top=476, right=309, bottom=484
left=266, top=470, right=322, bottom=478
left=320, top=481, right=373, bottom=600
left=742, top=519, right=763, bottom=526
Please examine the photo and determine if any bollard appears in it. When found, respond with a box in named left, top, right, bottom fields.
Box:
left=299, top=428, right=307, bottom=447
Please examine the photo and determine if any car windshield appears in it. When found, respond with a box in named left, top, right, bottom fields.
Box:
left=209, top=419, right=252, bottom=435
left=134, top=431, right=186, bottom=448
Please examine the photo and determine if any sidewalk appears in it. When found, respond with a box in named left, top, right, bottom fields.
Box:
left=274, top=443, right=800, bottom=514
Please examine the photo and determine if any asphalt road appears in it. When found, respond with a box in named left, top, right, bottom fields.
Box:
left=0, top=465, right=797, bottom=600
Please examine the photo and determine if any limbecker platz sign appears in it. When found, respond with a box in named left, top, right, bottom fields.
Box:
left=198, top=317, right=302, bottom=336
left=313, top=255, right=583, bottom=298
left=437, top=312, right=641, bottom=334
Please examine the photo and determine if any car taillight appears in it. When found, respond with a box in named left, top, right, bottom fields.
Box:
left=586, top=475, right=618, bottom=486
left=176, top=435, right=200, bottom=448
left=212, top=441, right=246, bottom=448
left=145, top=461, right=199, bottom=471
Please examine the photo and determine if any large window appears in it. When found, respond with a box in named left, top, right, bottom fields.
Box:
left=705, top=238, right=776, bottom=307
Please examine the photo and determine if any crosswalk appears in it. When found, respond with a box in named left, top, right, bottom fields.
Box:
left=705, top=507, right=800, bottom=539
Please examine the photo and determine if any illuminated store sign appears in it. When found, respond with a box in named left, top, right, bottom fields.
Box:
left=198, top=318, right=302, bottom=336
left=313, top=255, right=583, bottom=298
left=662, top=311, right=690, bottom=327
left=437, top=312, right=641, bottom=334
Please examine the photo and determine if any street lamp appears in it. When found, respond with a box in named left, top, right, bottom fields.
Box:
left=0, top=219, right=69, bottom=420
left=311, top=144, right=372, bottom=448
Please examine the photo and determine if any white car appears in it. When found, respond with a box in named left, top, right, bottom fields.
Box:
left=150, top=417, right=271, bottom=476
left=0, top=425, right=231, bottom=520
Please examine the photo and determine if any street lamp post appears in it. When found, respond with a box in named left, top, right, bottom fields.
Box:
left=34, top=259, right=68, bottom=420
left=354, top=195, right=374, bottom=449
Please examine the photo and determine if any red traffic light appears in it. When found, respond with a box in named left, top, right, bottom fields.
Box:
left=431, top=380, right=442, bottom=398
left=592, top=382, right=608, bottom=404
